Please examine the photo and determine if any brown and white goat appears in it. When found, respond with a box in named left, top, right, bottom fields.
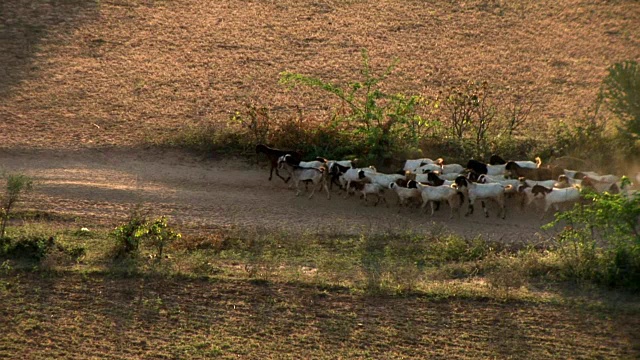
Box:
left=505, top=161, right=563, bottom=181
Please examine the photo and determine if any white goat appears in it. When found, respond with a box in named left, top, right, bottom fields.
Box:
left=413, top=163, right=442, bottom=174
left=339, top=167, right=377, bottom=196
left=554, top=175, right=581, bottom=189
left=486, top=160, right=538, bottom=176
left=282, top=164, right=331, bottom=200
left=403, top=158, right=436, bottom=172
left=455, top=177, right=508, bottom=219
left=528, top=185, right=581, bottom=219
left=587, top=174, right=620, bottom=184
left=413, top=173, right=432, bottom=183
left=523, top=179, right=557, bottom=189
left=581, top=176, right=620, bottom=194
left=363, top=172, right=406, bottom=188
left=477, top=174, right=508, bottom=182
left=360, top=183, right=387, bottom=206
left=478, top=174, right=520, bottom=195
left=440, top=163, right=465, bottom=175
left=327, top=160, right=355, bottom=171
left=440, top=172, right=463, bottom=181
left=388, top=182, right=422, bottom=207
left=415, top=182, right=464, bottom=218
left=278, top=155, right=325, bottom=188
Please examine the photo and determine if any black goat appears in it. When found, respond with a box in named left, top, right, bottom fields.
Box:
left=466, top=159, right=488, bottom=176
left=255, top=144, right=302, bottom=182
left=489, top=154, right=507, bottom=165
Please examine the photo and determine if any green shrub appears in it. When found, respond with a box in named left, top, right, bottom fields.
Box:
left=0, top=234, right=85, bottom=263
left=0, top=173, right=33, bottom=239
left=112, top=209, right=181, bottom=259
left=428, top=234, right=502, bottom=264
left=279, top=49, right=443, bottom=166
left=3, top=235, right=55, bottom=261
left=543, top=184, right=640, bottom=290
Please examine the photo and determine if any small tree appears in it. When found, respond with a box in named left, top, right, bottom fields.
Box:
left=279, top=49, right=433, bottom=164
left=146, top=216, right=181, bottom=260
left=0, top=174, right=33, bottom=239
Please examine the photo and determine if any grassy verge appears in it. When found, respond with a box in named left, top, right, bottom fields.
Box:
left=1, top=219, right=639, bottom=359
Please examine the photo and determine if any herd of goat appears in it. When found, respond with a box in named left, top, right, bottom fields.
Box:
left=255, top=144, right=637, bottom=220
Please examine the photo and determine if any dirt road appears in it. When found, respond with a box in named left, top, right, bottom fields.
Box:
left=0, top=147, right=553, bottom=242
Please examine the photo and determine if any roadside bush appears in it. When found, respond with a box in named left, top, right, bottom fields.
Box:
left=549, top=101, right=618, bottom=172
left=280, top=49, right=437, bottom=166
left=0, top=234, right=85, bottom=263
left=543, top=184, right=640, bottom=290
left=0, top=173, right=33, bottom=240
left=4, top=235, right=55, bottom=261
left=168, top=49, right=541, bottom=167
left=112, top=208, right=181, bottom=260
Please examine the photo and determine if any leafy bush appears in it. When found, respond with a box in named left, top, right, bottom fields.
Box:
left=280, top=49, right=436, bottom=166
left=0, top=234, right=85, bottom=263
left=112, top=209, right=181, bottom=259
left=543, top=184, right=640, bottom=290
left=168, top=49, right=541, bottom=167
left=549, top=60, right=640, bottom=172
left=4, top=235, right=55, bottom=261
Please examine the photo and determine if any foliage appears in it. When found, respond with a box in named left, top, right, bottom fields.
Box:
left=547, top=94, right=621, bottom=172
left=168, top=50, right=541, bottom=166
left=112, top=208, right=149, bottom=257
left=146, top=216, right=182, bottom=260
left=3, top=235, right=55, bottom=261
left=0, top=234, right=85, bottom=263
left=112, top=208, right=181, bottom=259
left=0, top=173, right=33, bottom=239
left=280, top=49, right=436, bottom=165
left=543, top=183, right=640, bottom=290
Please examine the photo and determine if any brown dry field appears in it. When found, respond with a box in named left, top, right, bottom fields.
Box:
left=1, top=0, right=640, bottom=359
left=1, top=0, right=640, bottom=148
left=1, top=271, right=638, bottom=359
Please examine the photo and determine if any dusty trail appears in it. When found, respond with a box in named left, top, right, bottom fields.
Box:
left=0, top=148, right=553, bottom=242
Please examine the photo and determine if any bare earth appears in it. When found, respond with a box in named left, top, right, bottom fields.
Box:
left=0, top=147, right=552, bottom=242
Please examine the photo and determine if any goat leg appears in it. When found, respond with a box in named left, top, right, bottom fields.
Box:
left=325, top=187, right=331, bottom=200
left=482, top=201, right=489, bottom=218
